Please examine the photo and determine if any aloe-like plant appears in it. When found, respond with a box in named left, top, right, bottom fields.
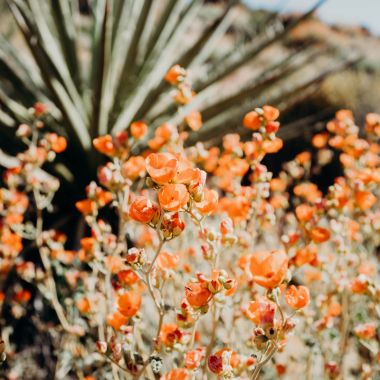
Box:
left=0, top=0, right=355, bottom=192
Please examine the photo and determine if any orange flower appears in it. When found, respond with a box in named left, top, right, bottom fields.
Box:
left=146, top=152, right=178, bottom=184
left=294, top=244, right=318, bottom=266
left=159, top=324, right=182, bottom=347
left=249, top=250, right=288, bottom=289
left=265, top=121, right=280, bottom=134
left=366, top=113, right=380, bottom=136
left=46, top=133, right=67, bottom=153
left=263, top=105, right=280, bottom=121
left=195, top=188, right=218, bottom=215
left=93, top=135, right=115, bottom=156
left=174, top=86, right=195, bottom=105
left=355, top=190, right=376, bottom=211
left=75, top=186, right=113, bottom=215
left=358, top=262, right=376, bottom=276
left=220, top=217, right=233, bottom=235
left=156, top=252, right=179, bottom=271
left=231, top=158, right=250, bottom=177
left=354, top=323, right=376, bottom=340
left=148, top=123, right=177, bottom=150
left=104, top=256, right=123, bottom=274
left=208, top=349, right=240, bottom=374
left=295, top=204, right=314, bottom=222
left=130, top=121, right=148, bottom=139
left=219, top=196, right=251, bottom=222
left=121, top=156, right=146, bottom=180
left=51, top=249, right=76, bottom=264
left=76, top=298, right=91, bottom=314
left=107, top=310, right=128, bottom=330
left=204, top=147, right=220, bottom=173
left=0, top=228, right=23, bottom=257
left=340, top=153, right=355, bottom=168
left=214, top=156, right=249, bottom=180
left=243, top=111, right=261, bottom=130
left=244, top=297, right=276, bottom=325
left=310, top=227, right=330, bottom=243
left=329, top=135, right=344, bottom=149
left=336, top=109, right=353, bottom=122
left=33, top=102, right=47, bottom=116
left=327, top=302, right=342, bottom=317
left=117, top=269, right=139, bottom=285
left=75, top=199, right=95, bottom=214
left=94, top=188, right=113, bottom=207
left=175, top=167, right=206, bottom=193
left=14, top=289, right=31, bottom=303
left=165, top=64, right=185, bottom=85
left=185, top=110, right=202, bottom=131
left=347, top=219, right=360, bottom=240
left=312, top=133, right=328, bottom=148
left=117, top=291, right=142, bottom=317
left=79, top=237, right=95, bottom=252
left=129, top=196, right=159, bottom=223
left=223, top=134, right=241, bottom=152
left=185, top=347, right=206, bottom=370
left=350, top=277, right=367, bottom=294
left=304, top=268, right=321, bottom=282
left=285, top=285, right=310, bottom=309
left=270, top=193, right=287, bottom=209
left=148, top=138, right=164, bottom=151
left=276, top=364, right=287, bottom=376
left=185, top=281, right=212, bottom=309
left=158, top=184, right=189, bottom=212
left=296, top=151, right=311, bottom=165
left=263, top=138, right=283, bottom=154
left=157, top=123, right=176, bottom=139
left=270, top=178, right=287, bottom=192
left=160, top=368, right=189, bottom=380
left=294, top=183, right=321, bottom=202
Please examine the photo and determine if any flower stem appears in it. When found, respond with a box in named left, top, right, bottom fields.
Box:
left=251, top=341, right=277, bottom=380
left=34, top=198, right=80, bottom=335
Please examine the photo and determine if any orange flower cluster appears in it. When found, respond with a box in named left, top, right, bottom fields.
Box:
left=1, top=74, right=380, bottom=380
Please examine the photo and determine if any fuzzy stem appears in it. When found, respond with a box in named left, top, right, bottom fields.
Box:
left=34, top=195, right=80, bottom=335
left=251, top=341, right=277, bottom=380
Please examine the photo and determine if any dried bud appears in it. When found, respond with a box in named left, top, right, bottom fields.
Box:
left=325, top=361, right=339, bottom=378
left=253, top=327, right=265, bottom=337
left=96, top=341, right=107, bottom=354
left=126, top=247, right=146, bottom=266
left=111, top=343, right=122, bottom=362
left=283, top=318, right=296, bottom=333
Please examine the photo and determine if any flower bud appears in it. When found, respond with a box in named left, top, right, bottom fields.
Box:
left=253, top=327, right=265, bottom=337
left=96, top=341, right=108, bottom=354
left=16, top=123, right=32, bottom=138
left=125, top=247, right=146, bottom=266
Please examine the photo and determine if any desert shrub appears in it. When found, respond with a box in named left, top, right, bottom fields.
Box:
left=0, top=66, right=379, bottom=380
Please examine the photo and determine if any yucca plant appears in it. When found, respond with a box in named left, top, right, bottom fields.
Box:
left=0, top=0, right=356, bottom=197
